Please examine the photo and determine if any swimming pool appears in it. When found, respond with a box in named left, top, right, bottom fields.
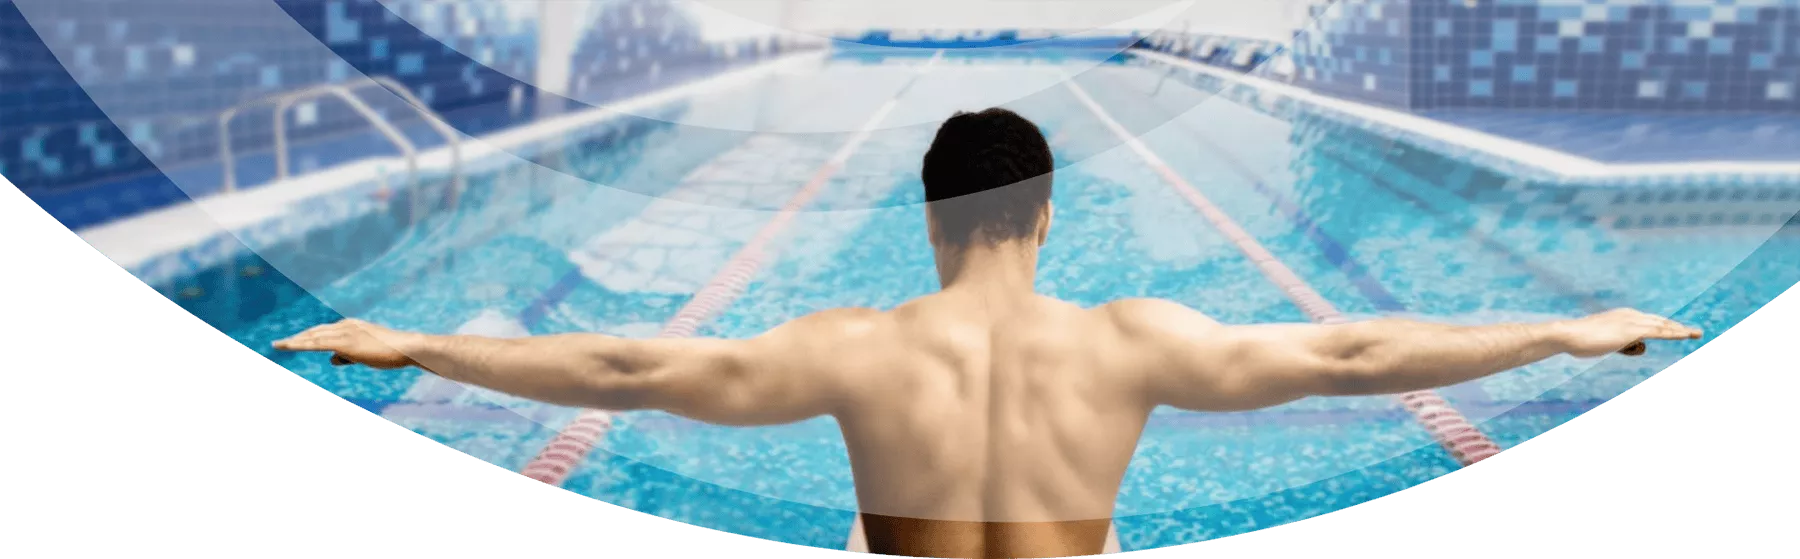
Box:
left=138, top=48, right=1800, bottom=551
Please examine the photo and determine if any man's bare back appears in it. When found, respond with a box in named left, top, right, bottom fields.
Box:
left=272, top=108, right=1702, bottom=558
left=834, top=290, right=1149, bottom=557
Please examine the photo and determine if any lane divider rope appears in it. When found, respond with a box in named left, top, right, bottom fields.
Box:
left=519, top=52, right=941, bottom=487
left=1061, top=72, right=1501, bottom=466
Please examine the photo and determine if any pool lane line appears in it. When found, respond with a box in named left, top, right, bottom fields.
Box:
left=373, top=156, right=759, bottom=411
left=1349, top=160, right=1609, bottom=297
left=1121, top=68, right=1632, bottom=410
left=1060, top=71, right=1502, bottom=466
left=1306, top=145, right=1613, bottom=314
left=391, top=67, right=866, bottom=322
left=1149, top=100, right=1615, bottom=397
left=382, top=69, right=889, bottom=440
left=517, top=50, right=946, bottom=487
left=1159, top=133, right=1409, bottom=313
left=1111, top=95, right=1527, bottom=405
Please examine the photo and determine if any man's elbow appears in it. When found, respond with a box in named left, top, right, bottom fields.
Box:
left=1291, top=325, right=1400, bottom=396
left=568, top=366, right=662, bottom=410
left=582, top=384, right=656, bottom=410
left=1312, top=350, right=1398, bottom=396
left=582, top=350, right=746, bottom=413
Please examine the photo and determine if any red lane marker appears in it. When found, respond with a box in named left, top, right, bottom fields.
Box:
left=522, top=50, right=938, bottom=489
left=1064, top=76, right=1501, bottom=466
left=517, top=159, right=851, bottom=485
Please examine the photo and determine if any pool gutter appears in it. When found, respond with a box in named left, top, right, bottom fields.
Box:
left=1129, top=49, right=1800, bottom=188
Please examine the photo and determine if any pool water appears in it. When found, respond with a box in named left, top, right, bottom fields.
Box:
left=147, top=49, right=1800, bottom=551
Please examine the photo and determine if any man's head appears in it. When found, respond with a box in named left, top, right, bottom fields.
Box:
left=921, top=108, right=1055, bottom=251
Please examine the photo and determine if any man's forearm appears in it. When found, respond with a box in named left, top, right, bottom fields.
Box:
left=401, top=333, right=645, bottom=408
left=1320, top=319, right=1575, bottom=395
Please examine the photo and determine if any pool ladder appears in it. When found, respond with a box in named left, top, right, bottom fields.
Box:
left=216, top=76, right=463, bottom=214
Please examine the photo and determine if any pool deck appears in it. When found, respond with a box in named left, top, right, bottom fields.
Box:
left=1424, top=110, right=1800, bottom=165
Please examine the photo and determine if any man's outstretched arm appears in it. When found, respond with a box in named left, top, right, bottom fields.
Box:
left=272, top=309, right=882, bottom=426
left=1105, top=299, right=1702, bottom=412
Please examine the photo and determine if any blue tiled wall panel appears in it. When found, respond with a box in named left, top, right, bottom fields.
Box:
left=570, top=0, right=715, bottom=102
left=1294, top=0, right=1416, bottom=109
left=2, top=0, right=539, bottom=195
left=1411, top=0, right=1800, bottom=112
left=565, top=0, right=800, bottom=104
left=1, top=0, right=154, bottom=193
left=1287, top=0, right=1800, bottom=112
left=279, top=0, right=538, bottom=114
left=2, top=0, right=800, bottom=230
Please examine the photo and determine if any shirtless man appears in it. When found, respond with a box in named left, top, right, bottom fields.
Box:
left=275, top=108, right=1702, bottom=558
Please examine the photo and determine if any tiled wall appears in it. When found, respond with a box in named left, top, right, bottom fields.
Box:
left=570, top=0, right=722, bottom=103
left=2, top=0, right=259, bottom=193
left=1415, top=0, right=1800, bottom=112
left=1, top=0, right=542, bottom=221
left=2, top=0, right=799, bottom=230
left=1293, top=0, right=1415, bottom=108
left=1288, top=0, right=1800, bottom=112
left=282, top=0, right=539, bottom=119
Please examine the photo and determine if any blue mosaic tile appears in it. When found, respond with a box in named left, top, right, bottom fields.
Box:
left=2, top=0, right=538, bottom=205
left=4, top=0, right=805, bottom=229
left=1283, top=0, right=1800, bottom=113
left=1293, top=0, right=1415, bottom=108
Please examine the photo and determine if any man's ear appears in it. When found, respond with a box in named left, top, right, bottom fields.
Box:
left=925, top=204, right=943, bottom=247
left=1037, top=202, right=1054, bottom=247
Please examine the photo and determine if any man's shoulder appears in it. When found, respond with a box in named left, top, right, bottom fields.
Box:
left=1093, top=297, right=1188, bottom=322
left=1091, top=298, right=1224, bottom=338
left=785, top=306, right=893, bottom=340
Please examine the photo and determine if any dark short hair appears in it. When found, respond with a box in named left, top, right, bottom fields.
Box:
left=921, top=108, right=1054, bottom=246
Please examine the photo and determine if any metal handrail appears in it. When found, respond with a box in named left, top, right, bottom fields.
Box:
left=364, top=76, right=461, bottom=192
left=274, top=78, right=463, bottom=190
left=220, top=83, right=414, bottom=192
left=218, top=77, right=461, bottom=193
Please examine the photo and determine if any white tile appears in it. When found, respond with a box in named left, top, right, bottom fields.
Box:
left=171, top=44, right=195, bottom=68
left=295, top=101, right=318, bottom=127
left=1769, top=82, right=1794, bottom=101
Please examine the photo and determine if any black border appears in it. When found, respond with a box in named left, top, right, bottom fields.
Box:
left=35, top=170, right=1778, bottom=557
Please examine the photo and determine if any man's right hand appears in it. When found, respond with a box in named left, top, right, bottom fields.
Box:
left=273, top=319, right=423, bottom=370
left=1553, top=309, right=1702, bottom=358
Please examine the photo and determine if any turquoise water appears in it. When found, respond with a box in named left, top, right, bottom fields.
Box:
left=149, top=50, right=1800, bottom=551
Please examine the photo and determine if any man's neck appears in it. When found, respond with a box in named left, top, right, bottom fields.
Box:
left=935, top=240, right=1040, bottom=300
